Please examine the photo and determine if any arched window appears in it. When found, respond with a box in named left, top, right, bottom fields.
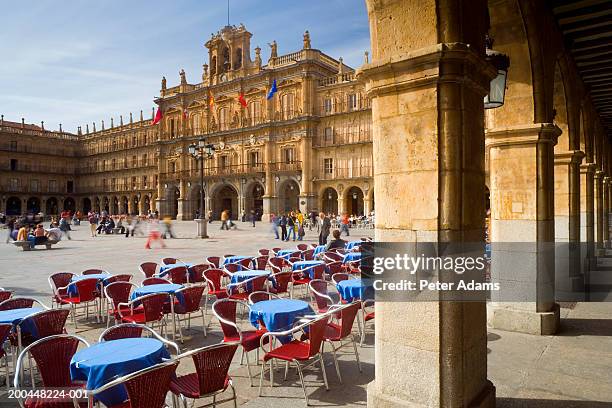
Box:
left=234, top=48, right=242, bottom=69
left=281, top=93, right=295, bottom=120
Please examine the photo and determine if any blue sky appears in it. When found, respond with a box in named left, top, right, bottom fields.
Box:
left=0, top=0, right=370, bottom=133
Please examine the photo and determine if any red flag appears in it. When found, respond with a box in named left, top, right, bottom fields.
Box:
left=238, top=93, right=247, bottom=108
left=183, top=108, right=188, bottom=119
left=152, top=108, right=162, bottom=125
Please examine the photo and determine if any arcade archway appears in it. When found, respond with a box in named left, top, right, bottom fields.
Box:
left=6, top=197, right=21, bottom=216
left=27, top=197, right=41, bottom=214
left=120, top=196, right=128, bottom=214
left=46, top=197, right=58, bottom=215
left=245, top=182, right=264, bottom=220
left=346, top=187, right=365, bottom=216
left=321, top=187, right=339, bottom=215
left=279, top=180, right=300, bottom=213
left=82, top=198, right=92, bottom=214
left=212, top=184, right=238, bottom=220
left=64, top=197, right=75, bottom=212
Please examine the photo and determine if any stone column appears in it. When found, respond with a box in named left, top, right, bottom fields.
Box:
left=262, top=139, right=276, bottom=219
left=487, top=123, right=561, bottom=335
left=176, top=180, right=187, bottom=220
left=299, top=135, right=315, bottom=213
left=358, top=0, right=496, bottom=406
left=580, top=163, right=596, bottom=273
left=554, top=151, right=584, bottom=299
left=605, top=177, right=611, bottom=248
left=364, top=196, right=372, bottom=216
left=594, top=170, right=604, bottom=252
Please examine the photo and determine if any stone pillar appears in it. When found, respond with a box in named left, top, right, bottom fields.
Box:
left=176, top=180, right=188, bottom=220
left=580, top=163, right=596, bottom=273
left=358, top=0, right=496, bottom=406
left=364, top=196, right=372, bottom=216
left=487, top=123, right=561, bottom=335
left=594, top=170, right=604, bottom=252
left=262, top=140, right=276, bottom=219
left=299, top=135, right=315, bottom=213
left=336, top=196, right=345, bottom=216
left=554, top=151, right=584, bottom=299
left=604, top=177, right=611, bottom=248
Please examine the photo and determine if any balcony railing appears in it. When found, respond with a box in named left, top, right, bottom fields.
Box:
left=0, top=184, right=69, bottom=193
left=0, top=163, right=76, bottom=174
left=316, top=166, right=373, bottom=180
left=271, top=161, right=302, bottom=172
left=0, top=124, right=79, bottom=141
left=318, top=99, right=371, bottom=116
left=313, top=129, right=372, bottom=147
left=80, top=182, right=154, bottom=194
left=159, top=163, right=268, bottom=181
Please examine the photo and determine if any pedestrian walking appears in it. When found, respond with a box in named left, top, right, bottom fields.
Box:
left=279, top=214, right=288, bottom=241
left=340, top=212, right=350, bottom=236
left=145, top=219, right=166, bottom=249
left=88, top=212, right=98, bottom=237
left=250, top=209, right=256, bottom=227
left=271, top=213, right=280, bottom=239
left=319, top=212, right=331, bottom=245
left=220, top=209, right=230, bottom=230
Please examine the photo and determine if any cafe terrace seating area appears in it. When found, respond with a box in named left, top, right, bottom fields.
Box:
left=0, top=238, right=374, bottom=407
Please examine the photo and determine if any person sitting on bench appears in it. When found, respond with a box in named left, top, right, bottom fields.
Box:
left=33, top=224, right=48, bottom=245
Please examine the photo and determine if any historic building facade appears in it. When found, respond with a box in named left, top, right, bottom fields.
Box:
left=0, top=25, right=373, bottom=220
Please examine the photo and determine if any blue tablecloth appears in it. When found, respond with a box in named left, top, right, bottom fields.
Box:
left=345, top=241, right=361, bottom=250
left=70, top=338, right=171, bottom=406
left=158, top=263, right=192, bottom=277
left=292, top=260, right=327, bottom=279
left=337, top=279, right=374, bottom=302
left=130, top=283, right=184, bottom=304
left=223, top=256, right=252, bottom=266
left=313, top=245, right=326, bottom=256
left=343, top=252, right=362, bottom=264
left=67, top=274, right=110, bottom=296
left=276, top=249, right=300, bottom=260
left=230, top=270, right=270, bottom=284
left=249, top=299, right=313, bottom=343
left=0, top=307, right=44, bottom=339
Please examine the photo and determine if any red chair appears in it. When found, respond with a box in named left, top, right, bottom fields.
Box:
left=268, top=271, right=293, bottom=298
left=267, top=257, right=287, bottom=274
left=173, top=286, right=207, bottom=341
left=271, top=247, right=281, bottom=255
left=57, top=277, right=99, bottom=328
left=13, top=334, right=90, bottom=408
left=322, top=302, right=363, bottom=382
left=104, top=274, right=133, bottom=284
left=297, top=243, right=309, bottom=251
left=170, top=343, right=239, bottom=407
left=323, top=252, right=343, bottom=263
left=253, top=256, right=269, bottom=270
left=0, top=290, right=11, bottom=303
left=308, top=280, right=336, bottom=313
left=0, top=297, right=47, bottom=311
left=104, top=282, right=137, bottom=327
left=238, top=258, right=253, bottom=270
left=98, top=323, right=180, bottom=354
left=258, top=316, right=330, bottom=404
left=331, top=273, right=351, bottom=285
left=162, top=257, right=181, bottom=265
left=87, top=360, right=179, bottom=408
left=288, top=253, right=302, bottom=262
left=224, top=263, right=241, bottom=275
left=188, top=263, right=210, bottom=283
left=227, top=276, right=268, bottom=301
left=291, top=264, right=325, bottom=297
left=248, top=291, right=280, bottom=304
left=15, top=309, right=70, bottom=351
left=302, top=249, right=315, bottom=261
left=139, top=262, right=159, bottom=278
left=82, top=268, right=108, bottom=275
left=223, top=254, right=235, bottom=259
left=361, top=299, right=375, bottom=345
left=48, top=272, right=75, bottom=307
left=258, top=249, right=270, bottom=257
left=203, top=269, right=228, bottom=319
left=327, top=261, right=344, bottom=279
left=167, top=266, right=189, bottom=285
left=0, top=324, right=11, bottom=391
left=212, top=299, right=267, bottom=386
left=118, top=293, right=168, bottom=336
left=344, top=260, right=361, bottom=274
left=142, top=277, right=171, bottom=286
left=310, top=243, right=319, bottom=248
left=206, top=256, right=222, bottom=268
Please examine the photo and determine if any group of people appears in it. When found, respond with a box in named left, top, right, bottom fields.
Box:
left=271, top=211, right=307, bottom=241
left=3, top=211, right=74, bottom=248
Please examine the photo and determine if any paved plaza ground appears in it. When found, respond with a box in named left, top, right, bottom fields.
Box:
left=0, top=221, right=611, bottom=407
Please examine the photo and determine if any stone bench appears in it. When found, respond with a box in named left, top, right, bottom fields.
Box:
left=12, top=239, right=60, bottom=251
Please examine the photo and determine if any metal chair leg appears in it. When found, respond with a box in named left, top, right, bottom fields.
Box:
left=200, top=309, right=207, bottom=337
left=295, top=361, right=309, bottom=405
left=319, top=354, right=329, bottom=390
left=258, top=359, right=265, bottom=396
left=352, top=335, right=362, bottom=372
left=328, top=342, right=342, bottom=383
left=245, top=349, right=254, bottom=387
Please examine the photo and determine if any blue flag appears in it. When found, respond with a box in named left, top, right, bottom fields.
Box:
left=267, top=79, right=277, bottom=100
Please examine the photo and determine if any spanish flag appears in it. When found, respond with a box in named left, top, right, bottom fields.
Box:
left=238, top=93, right=247, bottom=108
left=152, top=108, right=162, bottom=125
left=208, top=90, right=215, bottom=109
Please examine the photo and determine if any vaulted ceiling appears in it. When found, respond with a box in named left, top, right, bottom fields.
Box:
left=552, top=0, right=612, bottom=138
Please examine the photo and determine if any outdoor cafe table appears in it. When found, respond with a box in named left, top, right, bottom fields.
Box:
left=336, top=279, right=374, bottom=302
left=343, top=252, right=362, bottom=264
left=130, top=283, right=184, bottom=342
left=223, top=255, right=252, bottom=266
left=345, top=241, right=361, bottom=250
left=230, top=269, right=270, bottom=285
left=249, top=299, right=314, bottom=343
left=313, top=245, right=326, bottom=256
left=292, top=260, right=327, bottom=279
left=70, top=338, right=170, bottom=406
left=276, top=248, right=299, bottom=259
left=67, top=274, right=111, bottom=296
left=0, top=307, right=44, bottom=339
left=158, top=263, right=193, bottom=278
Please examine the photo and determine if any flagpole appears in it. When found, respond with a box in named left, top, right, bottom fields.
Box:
left=227, top=0, right=230, bottom=26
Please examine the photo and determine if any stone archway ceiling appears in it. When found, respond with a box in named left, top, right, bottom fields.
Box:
left=552, top=0, right=612, bottom=137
